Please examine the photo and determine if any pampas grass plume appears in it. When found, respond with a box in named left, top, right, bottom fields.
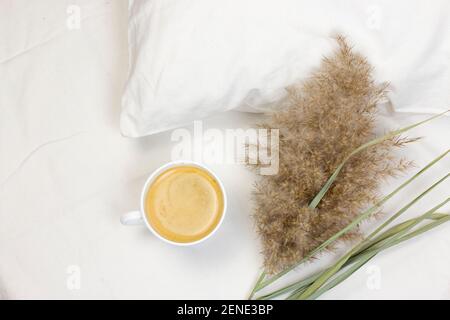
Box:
left=252, top=36, right=414, bottom=273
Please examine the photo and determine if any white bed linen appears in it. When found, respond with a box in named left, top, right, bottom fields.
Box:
left=121, top=0, right=450, bottom=137
left=0, top=0, right=449, bottom=299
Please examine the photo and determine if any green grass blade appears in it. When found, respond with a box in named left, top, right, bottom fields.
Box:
left=307, top=214, right=450, bottom=300
left=359, top=197, right=450, bottom=256
left=248, top=271, right=266, bottom=299
left=361, top=172, right=450, bottom=245
left=287, top=286, right=309, bottom=300
left=352, top=213, right=447, bottom=257
left=256, top=214, right=449, bottom=300
left=305, top=251, right=378, bottom=300
left=297, top=197, right=450, bottom=299
left=297, top=251, right=355, bottom=299
left=356, top=214, right=450, bottom=259
left=256, top=276, right=316, bottom=300
left=256, top=150, right=449, bottom=292
left=308, top=111, right=448, bottom=209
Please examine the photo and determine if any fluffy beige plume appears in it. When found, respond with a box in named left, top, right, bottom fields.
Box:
left=252, top=36, right=414, bottom=273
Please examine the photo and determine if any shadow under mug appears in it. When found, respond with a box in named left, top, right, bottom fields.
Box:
left=120, top=160, right=227, bottom=246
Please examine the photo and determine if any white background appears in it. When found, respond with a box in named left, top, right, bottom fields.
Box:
left=0, top=0, right=449, bottom=299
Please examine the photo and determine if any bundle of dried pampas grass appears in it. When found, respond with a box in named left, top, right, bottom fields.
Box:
left=252, top=36, right=416, bottom=274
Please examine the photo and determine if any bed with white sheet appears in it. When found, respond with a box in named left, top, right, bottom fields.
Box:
left=0, top=0, right=449, bottom=299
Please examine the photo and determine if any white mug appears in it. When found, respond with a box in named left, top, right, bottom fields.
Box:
left=120, top=160, right=227, bottom=246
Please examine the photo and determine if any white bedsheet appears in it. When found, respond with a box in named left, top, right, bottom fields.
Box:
left=0, top=0, right=449, bottom=299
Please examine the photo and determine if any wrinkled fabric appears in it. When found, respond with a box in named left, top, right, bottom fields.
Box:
left=0, top=0, right=449, bottom=299
left=122, top=0, right=450, bottom=137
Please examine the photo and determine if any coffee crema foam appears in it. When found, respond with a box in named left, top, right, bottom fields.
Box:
left=145, top=166, right=224, bottom=243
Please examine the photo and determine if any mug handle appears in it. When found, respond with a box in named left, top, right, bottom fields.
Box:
left=120, top=211, right=144, bottom=226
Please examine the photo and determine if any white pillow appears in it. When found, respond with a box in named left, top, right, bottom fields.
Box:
left=121, top=0, right=450, bottom=137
